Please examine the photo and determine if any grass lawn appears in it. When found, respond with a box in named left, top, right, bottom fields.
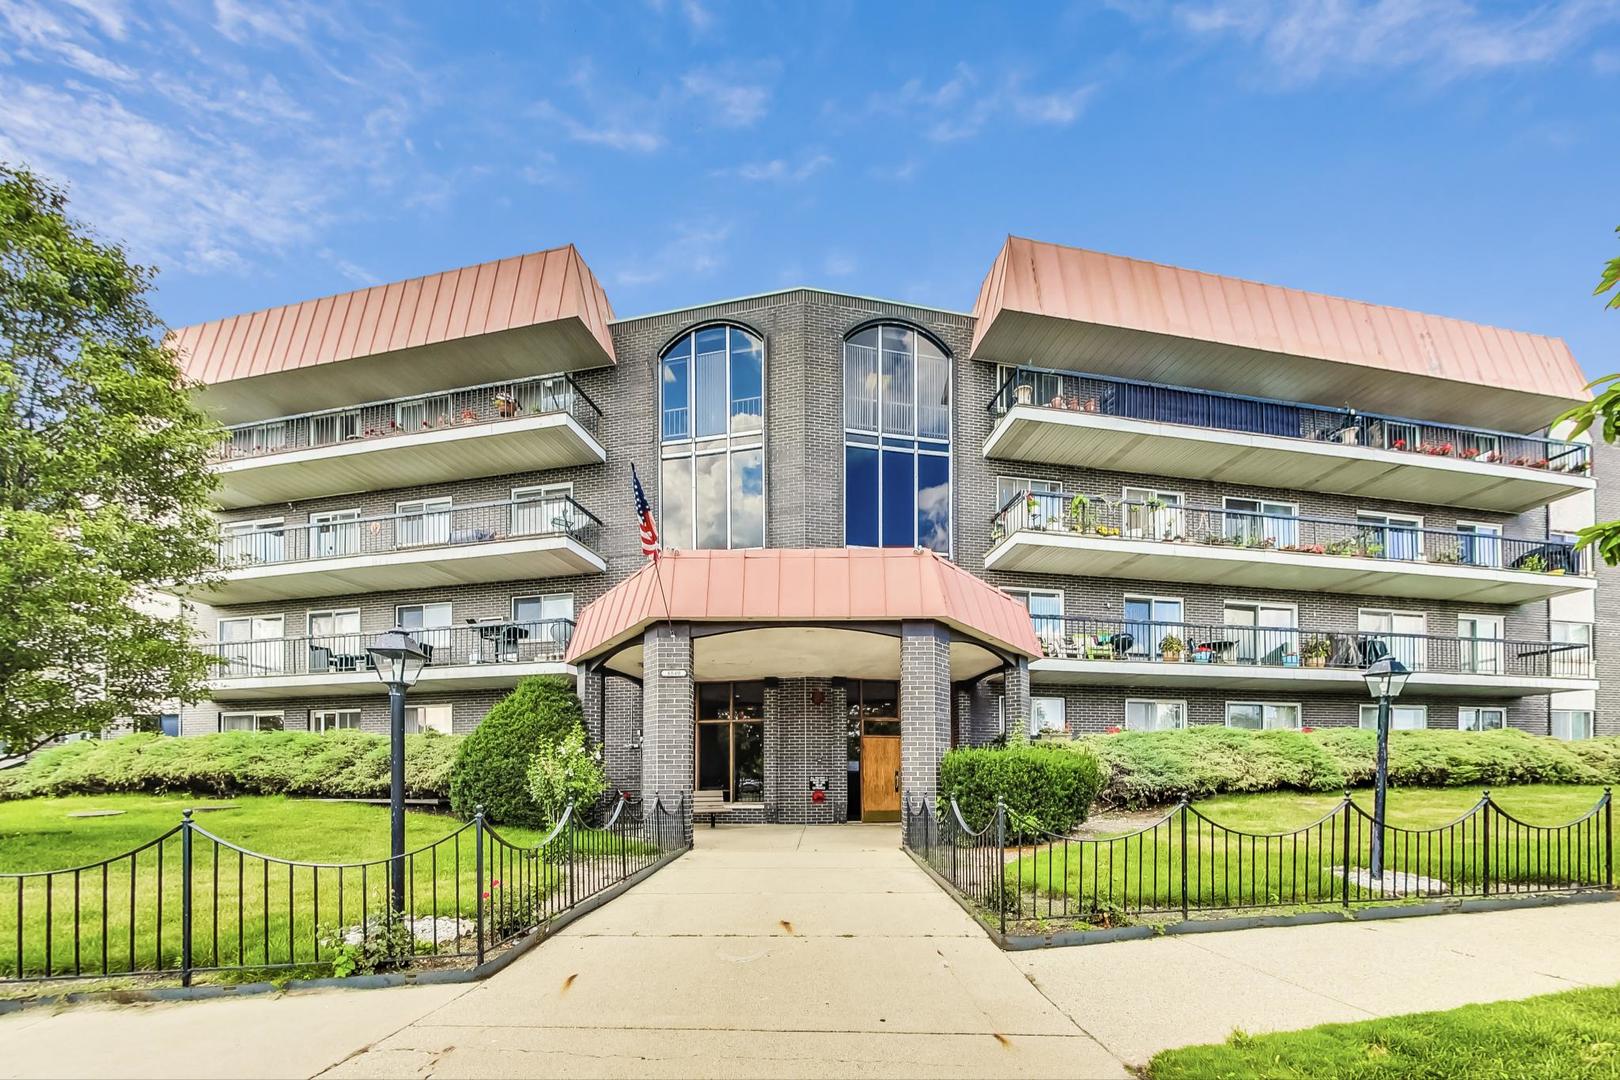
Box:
left=1147, top=983, right=1620, bottom=1079
left=0, top=794, right=596, bottom=981
left=1000, top=785, right=1614, bottom=926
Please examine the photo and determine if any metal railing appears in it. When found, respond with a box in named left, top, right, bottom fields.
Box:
left=990, top=491, right=1589, bottom=577
left=210, top=619, right=577, bottom=680
left=217, top=374, right=602, bottom=463
left=1036, top=616, right=1594, bottom=680
left=905, top=790, right=1613, bottom=936
left=987, top=367, right=1590, bottom=475
left=217, top=495, right=601, bottom=569
left=1, top=794, right=686, bottom=985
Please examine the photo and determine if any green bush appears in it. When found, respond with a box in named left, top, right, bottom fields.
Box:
left=0, top=730, right=460, bottom=801
left=448, top=675, right=583, bottom=827
left=939, top=744, right=1104, bottom=839
left=1313, top=728, right=1600, bottom=788
left=526, top=725, right=608, bottom=825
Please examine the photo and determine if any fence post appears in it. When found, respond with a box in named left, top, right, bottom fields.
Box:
left=1605, top=787, right=1613, bottom=890
left=566, top=811, right=577, bottom=909
left=1178, top=798, right=1189, bottom=920
left=180, top=809, right=194, bottom=988
left=1340, top=793, right=1352, bottom=908
left=995, top=799, right=1008, bottom=936
left=474, top=806, right=485, bottom=967
left=1481, top=790, right=1492, bottom=897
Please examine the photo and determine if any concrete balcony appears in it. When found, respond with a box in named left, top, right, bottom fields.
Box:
left=984, top=370, right=1592, bottom=515
left=205, top=621, right=574, bottom=701
left=986, top=493, right=1594, bottom=606
left=1028, top=618, right=1596, bottom=700
left=211, top=375, right=605, bottom=509
left=193, top=496, right=605, bottom=605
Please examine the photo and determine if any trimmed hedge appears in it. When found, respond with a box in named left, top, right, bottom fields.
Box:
left=939, top=744, right=1104, bottom=839
left=448, top=675, right=584, bottom=827
left=0, top=731, right=461, bottom=801
left=1066, top=727, right=1620, bottom=809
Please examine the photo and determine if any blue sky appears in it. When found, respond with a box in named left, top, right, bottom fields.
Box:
left=2, top=0, right=1617, bottom=375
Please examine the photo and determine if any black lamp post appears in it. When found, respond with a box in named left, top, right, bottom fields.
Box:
left=1361, top=656, right=1412, bottom=879
left=367, top=627, right=429, bottom=913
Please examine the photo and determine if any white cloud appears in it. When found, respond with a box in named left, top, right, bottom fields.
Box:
left=725, top=152, right=833, bottom=183
left=1172, top=0, right=1620, bottom=83
left=865, top=63, right=1098, bottom=142
left=681, top=69, right=771, bottom=127
left=822, top=252, right=856, bottom=277
left=613, top=221, right=731, bottom=287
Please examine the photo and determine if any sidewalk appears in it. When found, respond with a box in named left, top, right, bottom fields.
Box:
left=1, top=826, right=1615, bottom=1078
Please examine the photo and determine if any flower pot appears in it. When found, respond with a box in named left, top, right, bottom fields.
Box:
left=1161, top=651, right=1182, bottom=663
left=1304, top=657, right=1326, bottom=669
left=1015, top=384, right=1033, bottom=406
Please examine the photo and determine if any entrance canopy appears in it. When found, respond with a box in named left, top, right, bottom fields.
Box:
left=565, top=548, right=1043, bottom=681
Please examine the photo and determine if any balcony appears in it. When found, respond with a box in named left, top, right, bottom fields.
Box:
left=207, top=619, right=575, bottom=701
left=211, top=374, right=605, bottom=509
left=1029, top=617, right=1595, bottom=699
left=984, top=369, right=1592, bottom=515
left=195, top=496, right=605, bottom=604
left=986, top=492, right=1593, bottom=606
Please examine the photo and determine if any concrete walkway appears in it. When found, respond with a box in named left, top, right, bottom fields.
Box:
left=3, top=825, right=1618, bottom=1078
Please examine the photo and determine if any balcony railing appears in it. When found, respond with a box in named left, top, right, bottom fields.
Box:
left=210, top=619, right=576, bottom=678
left=988, top=367, right=1590, bottom=475
left=216, top=373, right=602, bottom=463
left=1033, top=616, right=1594, bottom=681
left=991, top=491, right=1589, bottom=577
left=217, top=495, right=602, bottom=569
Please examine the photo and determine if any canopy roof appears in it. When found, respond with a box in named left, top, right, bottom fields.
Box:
left=970, top=236, right=1588, bottom=431
left=566, top=548, right=1043, bottom=680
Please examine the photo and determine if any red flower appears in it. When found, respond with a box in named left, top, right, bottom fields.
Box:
left=482, top=891, right=490, bottom=899
left=491, top=879, right=502, bottom=888
left=1106, top=725, right=1123, bottom=734
left=1301, top=726, right=1315, bottom=733
left=1392, top=439, right=1407, bottom=450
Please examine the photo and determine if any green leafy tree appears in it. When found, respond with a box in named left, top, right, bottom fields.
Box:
left=0, top=165, right=221, bottom=754
left=1555, top=226, right=1620, bottom=565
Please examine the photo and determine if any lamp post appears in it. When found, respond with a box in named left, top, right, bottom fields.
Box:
left=1361, top=656, right=1411, bottom=880
left=367, top=627, right=429, bottom=913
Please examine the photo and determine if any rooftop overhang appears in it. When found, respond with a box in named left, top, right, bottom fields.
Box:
left=566, top=548, right=1044, bottom=682
left=971, top=237, right=1588, bottom=432
left=173, top=245, right=616, bottom=426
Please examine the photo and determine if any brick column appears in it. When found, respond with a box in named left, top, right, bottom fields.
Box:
left=641, top=622, right=694, bottom=842
left=576, top=665, right=605, bottom=746
left=900, top=621, right=952, bottom=812
left=1003, top=658, right=1032, bottom=745
left=960, top=678, right=1004, bottom=747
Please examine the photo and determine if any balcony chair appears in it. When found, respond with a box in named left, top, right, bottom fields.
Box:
left=1075, top=633, right=1115, bottom=661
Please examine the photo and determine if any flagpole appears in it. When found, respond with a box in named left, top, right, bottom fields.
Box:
left=651, top=548, right=675, bottom=633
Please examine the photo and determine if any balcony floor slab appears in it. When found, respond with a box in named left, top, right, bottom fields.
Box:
left=1029, top=658, right=1596, bottom=699
left=206, top=661, right=573, bottom=701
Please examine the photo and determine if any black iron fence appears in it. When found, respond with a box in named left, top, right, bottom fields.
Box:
left=218, top=373, right=602, bottom=461
left=217, top=495, right=602, bottom=568
left=0, top=794, right=686, bottom=985
left=987, top=366, right=1589, bottom=475
left=210, top=619, right=577, bottom=680
left=1038, top=615, right=1593, bottom=681
left=991, top=491, right=1589, bottom=577
left=905, top=790, right=1613, bottom=936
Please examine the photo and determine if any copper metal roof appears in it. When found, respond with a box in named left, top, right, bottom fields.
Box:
left=565, top=547, right=1044, bottom=668
left=970, top=236, right=1588, bottom=430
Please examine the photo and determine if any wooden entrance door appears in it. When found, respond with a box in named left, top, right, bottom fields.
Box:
left=860, top=735, right=901, bottom=822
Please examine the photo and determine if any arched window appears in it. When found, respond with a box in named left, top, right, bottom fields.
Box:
left=659, top=324, right=765, bottom=549
left=843, top=325, right=950, bottom=552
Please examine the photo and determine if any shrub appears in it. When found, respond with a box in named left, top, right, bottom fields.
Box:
left=1312, top=728, right=1600, bottom=789
left=525, top=725, right=608, bottom=825
left=0, top=730, right=461, bottom=801
left=448, top=675, right=583, bottom=827
left=939, top=744, right=1104, bottom=839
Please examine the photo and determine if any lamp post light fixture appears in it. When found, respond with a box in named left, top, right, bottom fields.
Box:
left=367, top=627, right=429, bottom=913
left=1361, top=655, right=1412, bottom=880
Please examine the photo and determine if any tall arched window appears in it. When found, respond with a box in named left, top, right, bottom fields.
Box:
left=843, top=324, right=950, bottom=552
left=660, top=324, right=765, bottom=549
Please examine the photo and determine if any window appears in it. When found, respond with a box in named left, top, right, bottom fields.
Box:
left=1223, top=602, right=1297, bottom=665
left=307, top=610, right=361, bottom=673
left=221, top=518, right=286, bottom=564
left=1225, top=702, right=1302, bottom=730
left=1122, top=487, right=1184, bottom=540
left=513, top=593, right=575, bottom=652
left=696, top=682, right=765, bottom=802
left=1125, top=699, right=1187, bottom=731
left=844, top=325, right=951, bottom=552
left=397, top=602, right=452, bottom=653
left=1459, top=707, right=1507, bottom=732
left=1552, top=710, right=1594, bottom=740
left=1124, top=596, right=1184, bottom=659
left=405, top=704, right=452, bottom=735
left=312, top=709, right=360, bottom=732
left=216, top=615, right=284, bottom=676
left=997, top=476, right=1062, bottom=527
left=1457, top=615, right=1504, bottom=675
left=1005, top=588, right=1064, bottom=644
left=309, top=509, right=361, bottom=558
left=1223, top=498, right=1296, bottom=547
left=310, top=409, right=360, bottom=446
left=219, top=711, right=283, bottom=733
left=396, top=498, right=451, bottom=547
left=661, top=326, right=766, bottom=550
left=1358, top=609, right=1427, bottom=671
left=1456, top=522, right=1503, bottom=567
left=1031, top=697, right=1066, bottom=736
left=511, top=484, right=576, bottom=536
left=1552, top=621, right=1594, bottom=677
left=1357, top=512, right=1422, bottom=561
left=1360, top=704, right=1428, bottom=731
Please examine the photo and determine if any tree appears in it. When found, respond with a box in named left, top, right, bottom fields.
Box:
left=1554, top=226, right=1620, bottom=566
left=0, top=165, right=221, bottom=754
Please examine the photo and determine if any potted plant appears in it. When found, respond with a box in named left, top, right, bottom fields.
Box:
left=494, top=392, right=519, bottom=418
left=1302, top=638, right=1331, bottom=668
left=1158, top=634, right=1185, bottom=662
left=1068, top=493, right=1089, bottom=532
left=1024, top=492, right=1042, bottom=528
left=1519, top=554, right=1548, bottom=574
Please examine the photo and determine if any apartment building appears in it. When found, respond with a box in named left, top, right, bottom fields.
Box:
left=172, top=236, right=1605, bottom=822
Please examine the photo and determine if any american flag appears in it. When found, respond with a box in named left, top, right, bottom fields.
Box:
left=631, top=463, right=660, bottom=561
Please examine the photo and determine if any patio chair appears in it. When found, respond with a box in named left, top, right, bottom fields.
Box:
left=1077, top=633, right=1115, bottom=661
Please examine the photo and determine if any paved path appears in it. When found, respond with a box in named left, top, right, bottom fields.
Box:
left=3, top=825, right=1618, bottom=1078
